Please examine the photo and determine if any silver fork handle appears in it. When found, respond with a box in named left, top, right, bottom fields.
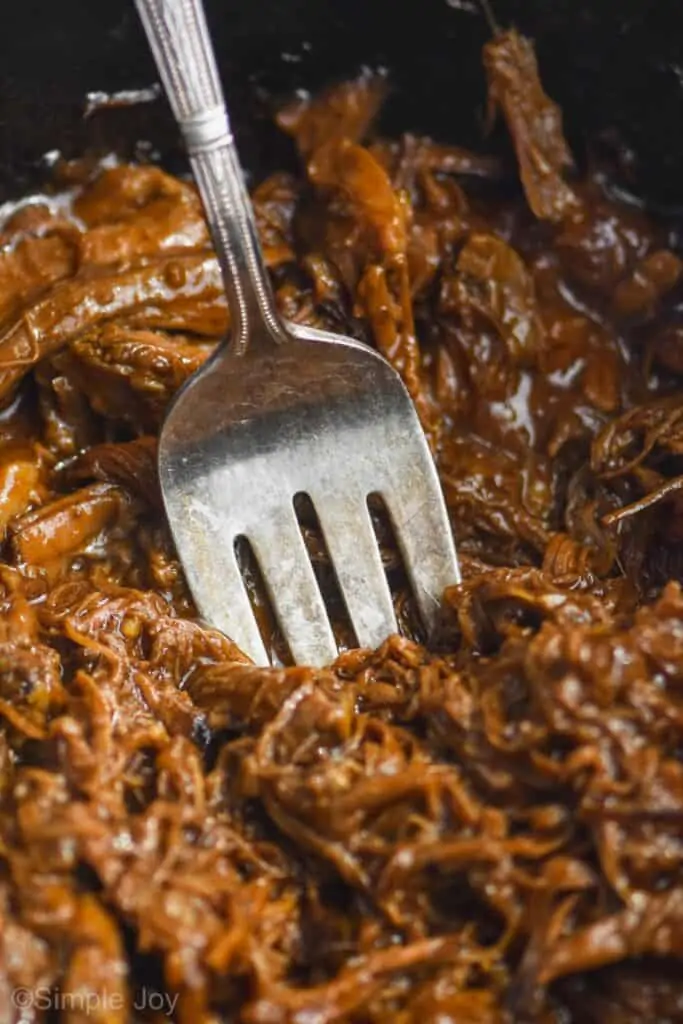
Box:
left=133, top=0, right=284, bottom=353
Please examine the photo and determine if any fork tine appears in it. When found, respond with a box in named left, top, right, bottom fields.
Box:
left=382, top=485, right=461, bottom=639
left=183, top=538, right=270, bottom=666
left=313, top=492, right=397, bottom=649
left=248, top=506, right=337, bottom=666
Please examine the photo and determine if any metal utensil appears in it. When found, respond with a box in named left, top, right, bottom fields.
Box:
left=133, top=0, right=461, bottom=666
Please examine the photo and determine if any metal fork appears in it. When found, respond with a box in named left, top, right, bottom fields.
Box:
left=134, top=0, right=461, bottom=666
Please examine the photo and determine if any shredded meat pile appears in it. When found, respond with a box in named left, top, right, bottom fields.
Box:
left=3, top=28, right=683, bottom=1024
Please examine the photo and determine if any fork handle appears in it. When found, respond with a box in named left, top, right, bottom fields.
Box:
left=133, top=0, right=284, bottom=353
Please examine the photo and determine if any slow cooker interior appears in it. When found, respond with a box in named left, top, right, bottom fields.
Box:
left=1, top=0, right=683, bottom=208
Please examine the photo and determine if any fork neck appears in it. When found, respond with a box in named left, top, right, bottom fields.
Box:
left=189, top=131, right=286, bottom=356
left=132, top=0, right=284, bottom=356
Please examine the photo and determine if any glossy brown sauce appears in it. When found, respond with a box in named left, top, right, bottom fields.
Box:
left=2, top=29, right=683, bottom=1023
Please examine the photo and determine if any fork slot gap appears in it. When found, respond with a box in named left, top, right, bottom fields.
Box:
left=234, top=535, right=291, bottom=666
left=292, top=492, right=356, bottom=653
left=367, top=492, right=425, bottom=645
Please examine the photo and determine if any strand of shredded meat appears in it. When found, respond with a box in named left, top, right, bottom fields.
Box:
left=2, top=27, right=683, bottom=1024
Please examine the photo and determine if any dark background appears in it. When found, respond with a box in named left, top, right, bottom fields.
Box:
left=1, top=0, right=683, bottom=207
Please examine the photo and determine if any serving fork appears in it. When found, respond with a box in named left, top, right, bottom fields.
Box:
left=133, top=0, right=461, bottom=666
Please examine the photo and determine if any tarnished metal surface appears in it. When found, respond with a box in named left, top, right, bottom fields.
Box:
left=135, top=0, right=460, bottom=665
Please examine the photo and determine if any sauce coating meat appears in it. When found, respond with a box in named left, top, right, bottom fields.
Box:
left=3, top=28, right=683, bottom=1024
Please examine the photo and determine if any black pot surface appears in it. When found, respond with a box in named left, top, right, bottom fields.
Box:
left=0, top=0, right=682, bottom=208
